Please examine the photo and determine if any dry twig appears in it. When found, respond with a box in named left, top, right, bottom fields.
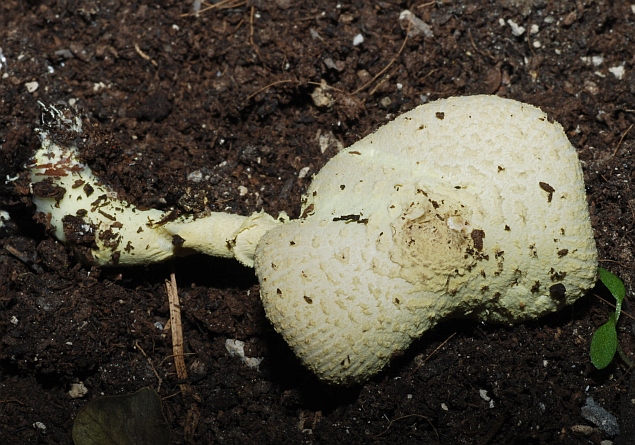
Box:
left=407, top=332, right=457, bottom=378
left=246, top=79, right=296, bottom=100
left=372, top=414, right=439, bottom=440
left=353, top=22, right=411, bottom=95
left=165, top=271, right=197, bottom=400
left=181, top=0, right=246, bottom=17
left=612, top=123, right=633, bottom=156
left=135, top=340, right=163, bottom=392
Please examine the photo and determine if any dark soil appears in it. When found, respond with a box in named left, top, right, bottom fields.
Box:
left=1, top=0, right=635, bottom=444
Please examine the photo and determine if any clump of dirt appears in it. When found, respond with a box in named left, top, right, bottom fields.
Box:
left=1, top=1, right=635, bottom=444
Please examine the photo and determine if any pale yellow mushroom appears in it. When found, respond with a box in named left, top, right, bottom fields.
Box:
left=30, top=96, right=598, bottom=385
left=254, top=95, right=597, bottom=384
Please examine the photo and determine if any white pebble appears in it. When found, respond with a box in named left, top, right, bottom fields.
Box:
left=507, top=19, right=526, bottom=36
left=68, top=382, right=88, bottom=399
left=25, top=81, right=39, bottom=93
left=608, top=65, right=625, bottom=80
left=298, top=166, right=311, bottom=179
left=353, top=34, right=364, bottom=46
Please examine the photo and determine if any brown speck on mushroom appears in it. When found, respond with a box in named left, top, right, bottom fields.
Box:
left=32, top=178, right=66, bottom=202
left=98, top=209, right=116, bottom=221
left=301, top=203, right=315, bottom=219
left=83, top=183, right=94, bottom=197
left=172, top=234, right=185, bottom=246
left=557, top=249, right=568, bottom=257
left=436, top=111, right=445, bottom=120
left=549, top=268, right=567, bottom=281
left=504, top=225, right=511, bottom=231
left=531, top=281, right=540, bottom=293
left=539, top=182, right=555, bottom=202
left=304, top=296, right=313, bottom=304
left=471, top=229, right=485, bottom=251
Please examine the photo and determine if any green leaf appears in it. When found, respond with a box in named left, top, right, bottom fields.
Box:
left=72, top=387, right=170, bottom=445
left=590, top=314, right=618, bottom=370
left=598, top=267, right=626, bottom=320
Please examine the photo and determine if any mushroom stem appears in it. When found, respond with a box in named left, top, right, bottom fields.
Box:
left=29, top=108, right=285, bottom=267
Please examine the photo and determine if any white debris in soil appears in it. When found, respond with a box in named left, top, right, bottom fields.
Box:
left=238, top=185, right=248, bottom=196
left=507, top=19, right=526, bottom=36
left=570, top=424, right=596, bottom=435
left=187, top=170, right=204, bottom=182
left=530, top=24, right=539, bottom=35
left=352, top=33, right=364, bottom=46
left=608, top=65, right=625, bottom=80
left=68, top=382, right=88, bottom=399
left=479, top=389, right=495, bottom=408
left=33, top=422, right=47, bottom=431
left=310, top=80, right=335, bottom=108
left=0, top=48, right=7, bottom=71
left=25, top=81, right=39, bottom=93
left=0, top=210, right=10, bottom=228
left=399, top=10, right=433, bottom=38
left=225, top=339, right=263, bottom=370
left=316, top=130, right=344, bottom=153
left=298, top=166, right=311, bottom=179
left=581, top=397, right=620, bottom=436
left=580, top=55, right=604, bottom=66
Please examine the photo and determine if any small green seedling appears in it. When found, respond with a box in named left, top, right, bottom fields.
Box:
left=590, top=267, right=630, bottom=369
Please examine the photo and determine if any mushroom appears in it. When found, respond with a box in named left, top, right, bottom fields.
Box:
left=29, top=96, right=598, bottom=385
left=29, top=105, right=286, bottom=268
left=256, top=95, right=598, bottom=384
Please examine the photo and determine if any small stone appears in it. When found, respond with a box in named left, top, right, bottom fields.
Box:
left=581, top=397, right=620, bottom=436
left=69, top=382, right=89, bottom=399
left=25, top=81, right=39, bottom=93
left=507, top=19, right=526, bottom=36
left=608, top=66, right=624, bottom=80
left=399, top=10, right=434, bottom=38
left=298, top=167, right=311, bottom=179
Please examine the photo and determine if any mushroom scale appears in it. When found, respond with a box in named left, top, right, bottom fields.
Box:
left=254, top=95, right=598, bottom=385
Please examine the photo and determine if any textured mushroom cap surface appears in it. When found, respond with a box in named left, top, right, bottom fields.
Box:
left=255, top=95, right=598, bottom=385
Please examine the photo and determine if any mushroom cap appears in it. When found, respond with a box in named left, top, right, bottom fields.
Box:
left=255, top=95, right=598, bottom=385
